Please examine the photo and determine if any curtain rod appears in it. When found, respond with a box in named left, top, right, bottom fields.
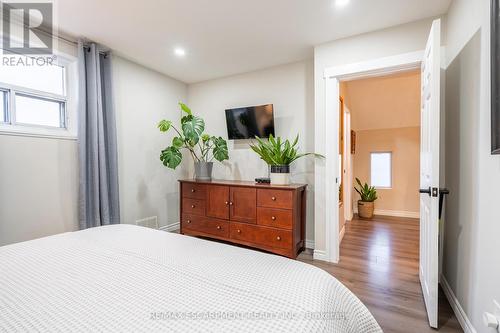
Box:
left=33, top=29, right=111, bottom=55
left=2, top=12, right=111, bottom=54
left=56, top=34, right=78, bottom=46
left=1, top=8, right=78, bottom=46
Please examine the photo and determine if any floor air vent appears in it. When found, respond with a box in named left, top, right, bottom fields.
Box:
left=135, top=216, right=159, bottom=229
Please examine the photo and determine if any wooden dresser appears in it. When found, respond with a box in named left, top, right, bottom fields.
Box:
left=179, top=179, right=307, bottom=258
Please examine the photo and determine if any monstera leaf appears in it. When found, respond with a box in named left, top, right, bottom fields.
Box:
left=181, top=115, right=205, bottom=145
left=172, top=137, right=184, bottom=148
left=211, top=136, right=229, bottom=162
left=158, top=102, right=229, bottom=170
left=157, top=120, right=172, bottom=132
left=179, top=102, right=192, bottom=116
left=160, top=146, right=182, bottom=169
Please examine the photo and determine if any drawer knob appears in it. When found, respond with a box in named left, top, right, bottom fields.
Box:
left=191, top=204, right=195, bottom=208
left=271, top=196, right=276, bottom=201
left=191, top=189, right=196, bottom=193
left=229, top=202, right=233, bottom=206
left=271, top=216, right=276, bottom=221
left=225, top=201, right=229, bottom=205
left=217, top=226, right=221, bottom=230
left=237, top=229, right=241, bottom=233
left=276, top=236, right=281, bottom=241
left=187, top=220, right=191, bottom=224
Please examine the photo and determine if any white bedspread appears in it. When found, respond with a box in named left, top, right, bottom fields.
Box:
left=0, top=224, right=381, bottom=332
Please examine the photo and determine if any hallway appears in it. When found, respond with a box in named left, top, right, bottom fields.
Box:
left=299, top=216, right=462, bottom=332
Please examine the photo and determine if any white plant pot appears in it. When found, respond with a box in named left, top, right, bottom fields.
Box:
left=270, top=172, right=291, bottom=185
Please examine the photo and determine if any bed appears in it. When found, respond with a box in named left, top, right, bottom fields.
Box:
left=0, top=224, right=381, bottom=332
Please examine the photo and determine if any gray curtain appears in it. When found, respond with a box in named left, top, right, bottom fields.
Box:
left=78, top=41, right=120, bottom=229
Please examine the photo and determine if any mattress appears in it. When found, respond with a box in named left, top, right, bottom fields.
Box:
left=0, top=224, right=381, bottom=332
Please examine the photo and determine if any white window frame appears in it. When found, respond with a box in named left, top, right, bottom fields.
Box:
left=370, top=151, right=392, bottom=189
left=0, top=51, right=78, bottom=140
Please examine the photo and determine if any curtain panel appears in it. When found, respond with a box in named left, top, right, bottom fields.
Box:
left=78, top=41, right=120, bottom=229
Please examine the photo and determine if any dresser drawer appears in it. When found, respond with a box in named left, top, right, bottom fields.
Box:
left=182, top=214, right=229, bottom=238
left=230, top=222, right=292, bottom=250
left=257, top=207, right=292, bottom=230
left=257, top=189, right=293, bottom=209
left=182, top=183, right=207, bottom=200
left=182, top=198, right=206, bottom=216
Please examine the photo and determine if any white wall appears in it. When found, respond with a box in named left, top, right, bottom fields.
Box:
left=442, top=0, right=500, bottom=331
left=113, top=56, right=188, bottom=228
left=187, top=60, right=316, bottom=241
left=0, top=39, right=79, bottom=246
left=0, top=135, right=79, bottom=246
left=313, top=17, right=438, bottom=253
left=0, top=53, right=187, bottom=246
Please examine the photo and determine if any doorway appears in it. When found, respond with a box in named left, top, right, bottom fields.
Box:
left=339, top=70, right=421, bottom=228
left=316, top=50, right=424, bottom=264
left=315, top=19, right=442, bottom=329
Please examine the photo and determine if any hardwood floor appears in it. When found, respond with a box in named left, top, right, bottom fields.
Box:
left=298, top=215, right=462, bottom=333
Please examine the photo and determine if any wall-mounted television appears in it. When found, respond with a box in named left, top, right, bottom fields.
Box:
left=225, top=104, right=275, bottom=139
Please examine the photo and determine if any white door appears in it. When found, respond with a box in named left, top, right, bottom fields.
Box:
left=419, top=19, right=441, bottom=328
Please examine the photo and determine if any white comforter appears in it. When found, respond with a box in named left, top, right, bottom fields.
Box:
left=0, top=224, right=381, bottom=333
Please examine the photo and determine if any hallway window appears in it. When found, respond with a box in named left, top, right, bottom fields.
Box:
left=371, top=152, right=392, bottom=188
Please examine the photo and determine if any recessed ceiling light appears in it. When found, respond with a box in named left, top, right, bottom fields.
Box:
left=334, top=0, right=350, bottom=7
left=174, top=48, right=186, bottom=57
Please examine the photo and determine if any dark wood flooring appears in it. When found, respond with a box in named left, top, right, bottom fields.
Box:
left=298, top=215, right=462, bottom=333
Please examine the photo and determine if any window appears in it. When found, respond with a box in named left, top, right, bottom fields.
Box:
left=15, top=94, right=65, bottom=127
left=370, top=152, right=392, bottom=188
left=0, top=90, right=7, bottom=123
left=0, top=54, right=76, bottom=138
left=0, top=61, right=65, bottom=95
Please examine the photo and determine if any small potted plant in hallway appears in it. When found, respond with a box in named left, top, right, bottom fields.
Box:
left=354, top=178, right=378, bottom=219
left=249, top=134, right=323, bottom=185
left=157, top=102, right=229, bottom=180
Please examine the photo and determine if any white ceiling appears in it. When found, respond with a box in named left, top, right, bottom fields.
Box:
left=56, top=0, right=452, bottom=83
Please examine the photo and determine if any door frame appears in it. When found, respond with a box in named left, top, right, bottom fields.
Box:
left=343, top=104, right=353, bottom=222
left=315, top=50, right=424, bottom=263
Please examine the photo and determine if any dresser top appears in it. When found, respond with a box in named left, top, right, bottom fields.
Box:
left=179, top=179, right=307, bottom=190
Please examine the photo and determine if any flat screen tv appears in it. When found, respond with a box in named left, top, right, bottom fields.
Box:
left=225, top=104, right=275, bottom=139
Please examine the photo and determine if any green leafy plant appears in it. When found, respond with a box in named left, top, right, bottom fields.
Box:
left=158, top=102, right=229, bottom=169
left=249, top=134, right=323, bottom=166
left=354, top=178, right=378, bottom=202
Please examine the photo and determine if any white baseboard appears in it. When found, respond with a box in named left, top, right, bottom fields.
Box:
left=159, top=222, right=180, bottom=232
left=339, top=225, right=346, bottom=243
left=305, top=239, right=314, bottom=249
left=440, top=274, right=477, bottom=333
left=375, top=209, right=420, bottom=218
left=353, top=207, right=419, bottom=218
left=313, top=249, right=328, bottom=261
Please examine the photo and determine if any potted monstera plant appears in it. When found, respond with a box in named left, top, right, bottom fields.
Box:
left=249, top=134, right=323, bottom=185
left=158, top=102, right=229, bottom=180
left=354, top=178, right=378, bottom=219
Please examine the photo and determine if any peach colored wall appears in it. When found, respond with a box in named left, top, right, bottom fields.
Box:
left=347, top=70, right=421, bottom=130
left=353, top=127, right=420, bottom=214
left=343, top=70, right=421, bottom=215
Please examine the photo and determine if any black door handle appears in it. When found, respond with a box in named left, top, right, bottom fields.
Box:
left=419, top=187, right=431, bottom=195
left=419, top=187, right=450, bottom=218
left=439, top=188, right=450, bottom=219
left=420, top=187, right=438, bottom=197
